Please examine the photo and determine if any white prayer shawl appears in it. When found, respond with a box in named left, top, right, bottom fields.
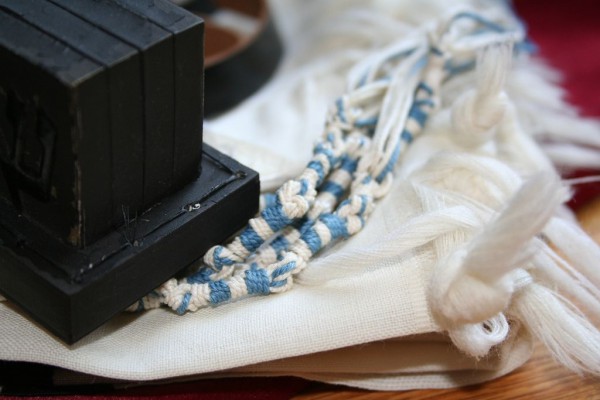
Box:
left=0, top=0, right=599, bottom=390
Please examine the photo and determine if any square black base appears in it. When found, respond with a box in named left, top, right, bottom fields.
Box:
left=0, top=145, right=259, bottom=343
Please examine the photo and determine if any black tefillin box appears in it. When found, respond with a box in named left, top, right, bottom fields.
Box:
left=0, top=0, right=259, bottom=343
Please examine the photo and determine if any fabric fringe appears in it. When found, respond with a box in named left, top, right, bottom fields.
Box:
left=511, top=283, right=600, bottom=375
left=167, top=0, right=600, bottom=377
left=278, top=0, right=600, bottom=376
left=420, top=41, right=600, bottom=374
left=428, top=173, right=566, bottom=328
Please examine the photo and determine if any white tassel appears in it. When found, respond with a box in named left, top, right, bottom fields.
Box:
left=450, top=44, right=511, bottom=148
left=531, top=244, right=600, bottom=318
left=511, top=283, right=600, bottom=375
left=545, top=216, right=600, bottom=289
left=448, top=314, right=510, bottom=358
left=496, top=102, right=555, bottom=173
left=429, top=173, right=566, bottom=326
left=542, top=143, right=600, bottom=170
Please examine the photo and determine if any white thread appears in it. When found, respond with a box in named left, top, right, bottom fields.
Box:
left=429, top=173, right=565, bottom=326
left=124, top=5, right=600, bottom=377
left=250, top=217, right=275, bottom=241
left=511, top=283, right=600, bottom=375
left=451, top=44, right=511, bottom=149
left=297, top=206, right=481, bottom=285
left=531, top=241, right=600, bottom=318
left=542, top=143, right=600, bottom=170
left=545, top=217, right=600, bottom=289
left=314, top=221, right=333, bottom=247
left=448, top=314, right=510, bottom=358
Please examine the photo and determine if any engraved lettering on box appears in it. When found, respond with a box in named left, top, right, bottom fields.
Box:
left=0, top=87, right=56, bottom=202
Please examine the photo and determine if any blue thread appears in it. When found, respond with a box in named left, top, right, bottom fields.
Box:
left=320, top=213, right=349, bottom=239
left=209, top=280, right=231, bottom=304
left=358, top=194, right=369, bottom=216
left=336, top=97, right=347, bottom=122
left=387, top=47, right=416, bottom=63
left=151, top=15, right=527, bottom=313
left=271, top=260, right=296, bottom=279
left=340, top=156, right=358, bottom=173
left=136, top=299, right=145, bottom=312
left=417, top=82, right=433, bottom=96
left=176, top=292, right=192, bottom=315
left=263, top=193, right=278, bottom=208
left=376, top=142, right=402, bottom=182
left=410, top=53, right=428, bottom=75
left=408, top=104, right=428, bottom=127
left=314, top=142, right=327, bottom=154
left=415, top=98, right=435, bottom=108
left=307, top=160, right=326, bottom=184
left=213, top=246, right=234, bottom=270
left=444, top=59, right=476, bottom=76
left=271, top=235, right=289, bottom=253
left=358, top=215, right=366, bottom=228
left=430, top=46, right=444, bottom=56
left=354, top=116, right=378, bottom=128
left=321, top=181, right=345, bottom=199
left=262, top=203, right=292, bottom=232
left=362, top=175, right=372, bottom=184
left=244, top=264, right=270, bottom=295
left=516, top=39, right=537, bottom=54
left=240, top=226, right=264, bottom=251
left=187, top=268, right=214, bottom=284
left=300, top=226, right=322, bottom=254
left=314, top=143, right=337, bottom=167
left=358, top=71, right=368, bottom=87
left=299, top=179, right=310, bottom=196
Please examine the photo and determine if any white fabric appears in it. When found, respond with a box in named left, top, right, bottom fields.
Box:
left=1, top=0, right=599, bottom=391
left=0, top=170, right=534, bottom=388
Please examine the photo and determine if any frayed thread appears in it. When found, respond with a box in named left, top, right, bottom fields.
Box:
left=511, top=283, right=600, bottom=376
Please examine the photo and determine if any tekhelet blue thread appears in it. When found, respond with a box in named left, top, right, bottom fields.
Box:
left=130, top=11, right=529, bottom=314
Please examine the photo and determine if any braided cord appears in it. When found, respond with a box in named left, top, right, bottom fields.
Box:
left=129, top=11, right=526, bottom=314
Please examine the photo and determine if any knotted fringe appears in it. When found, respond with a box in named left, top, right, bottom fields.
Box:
left=131, top=7, right=526, bottom=314
left=420, top=46, right=600, bottom=373
left=512, top=284, right=600, bottom=375
left=127, top=2, right=600, bottom=377
left=447, top=314, right=510, bottom=359
left=429, top=172, right=566, bottom=328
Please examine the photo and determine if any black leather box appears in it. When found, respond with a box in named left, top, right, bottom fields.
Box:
left=0, top=1, right=259, bottom=343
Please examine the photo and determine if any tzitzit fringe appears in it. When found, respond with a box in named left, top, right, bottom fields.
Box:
left=130, top=11, right=526, bottom=314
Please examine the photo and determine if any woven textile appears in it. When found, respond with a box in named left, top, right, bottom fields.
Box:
left=0, top=0, right=599, bottom=391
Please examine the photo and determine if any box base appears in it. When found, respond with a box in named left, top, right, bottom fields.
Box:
left=0, top=145, right=259, bottom=343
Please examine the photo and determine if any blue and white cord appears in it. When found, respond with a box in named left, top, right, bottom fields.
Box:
left=130, top=10, right=526, bottom=313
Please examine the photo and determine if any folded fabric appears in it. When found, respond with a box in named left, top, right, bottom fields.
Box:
left=1, top=0, right=599, bottom=392
left=50, top=332, right=532, bottom=391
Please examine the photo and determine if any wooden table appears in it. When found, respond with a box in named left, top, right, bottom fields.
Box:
left=293, top=197, right=600, bottom=399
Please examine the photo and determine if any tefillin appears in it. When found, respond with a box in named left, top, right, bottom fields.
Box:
left=0, top=0, right=260, bottom=343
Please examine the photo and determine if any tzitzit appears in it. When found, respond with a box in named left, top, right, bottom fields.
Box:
left=130, top=10, right=526, bottom=314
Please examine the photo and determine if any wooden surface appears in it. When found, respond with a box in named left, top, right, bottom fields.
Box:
left=293, top=196, right=600, bottom=399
